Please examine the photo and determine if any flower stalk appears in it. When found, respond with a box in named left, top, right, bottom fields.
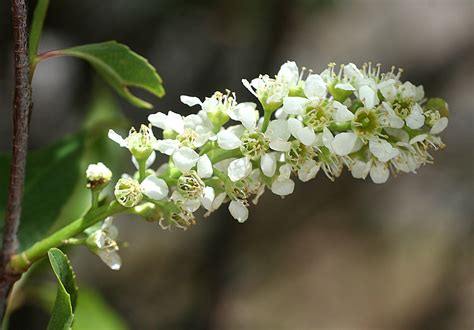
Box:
left=6, top=201, right=125, bottom=274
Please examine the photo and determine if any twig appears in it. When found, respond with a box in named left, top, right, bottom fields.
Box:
left=0, top=0, right=32, bottom=321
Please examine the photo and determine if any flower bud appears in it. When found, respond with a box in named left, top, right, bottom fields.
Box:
left=114, top=177, right=143, bottom=207
left=86, top=162, right=112, bottom=190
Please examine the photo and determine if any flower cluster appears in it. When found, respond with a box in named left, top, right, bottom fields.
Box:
left=102, top=61, right=448, bottom=228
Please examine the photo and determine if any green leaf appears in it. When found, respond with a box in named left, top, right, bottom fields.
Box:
left=0, top=85, right=128, bottom=250
left=47, top=248, right=78, bottom=330
left=60, top=41, right=165, bottom=109
left=29, top=0, right=50, bottom=63
left=0, top=135, right=85, bottom=250
left=73, top=287, right=128, bottom=330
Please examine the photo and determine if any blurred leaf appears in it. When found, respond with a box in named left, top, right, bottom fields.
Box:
left=0, top=84, right=128, bottom=250
left=73, top=287, right=128, bottom=330
left=50, top=83, right=129, bottom=232
left=0, top=135, right=85, bottom=250
left=61, top=41, right=165, bottom=109
left=47, top=248, right=78, bottom=330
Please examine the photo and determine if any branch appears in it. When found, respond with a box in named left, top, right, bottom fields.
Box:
left=0, top=0, right=33, bottom=321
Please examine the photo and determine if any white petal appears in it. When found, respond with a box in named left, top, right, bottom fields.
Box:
left=280, top=97, right=309, bottom=115
left=304, top=74, right=327, bottom=100
left=384, top=128, right=409, bottom=143
left=430, top=117, right=448, bottom=135
left=410, top=134, right=428, bottom=144
left=140, top=176, right=169, bottom=200
left=269, top=139, right=292, bottom=152
left=168, top=111, right=185, bottom=134
left=297, top=159, right=320, bottom=182
left=277, top=61, right=299, bottom=87
left=401, top=81, right=417, bottom=99
left=242, top=79, right=257, bottom=97
left=108, top=130, right=127, bottom=147
left=172, top=147, right=200, bottom=172
left=358, top=85, right=378, bottom=109
left=271, top=179, right=295, bottom=196
left=148, top=112, right=168, bottom=130
left=331, top=132, right=358, bottom=156
left=261, top=153, right=277, bottom=177
left=287, top=118, right=316, bottom=146
left=217, top=130, right=242, bottom=150
left=235, top=103, right=258, bottom=131
left=197, top=155, right=213, bottom=178
left=201, top=186, right=215, bottom=211
left=155, top=139, right=180, bottom=155
left=406, top=104, right=425, bottom=129
left=332, top=101, right=354, bottom=122
left=278, top=164, right=293, bottom=180
left=229, top=200, right=249, bottom=223
left=369, top=138, right=399, bottom=162
left=322, top=127, right=334, bottom=151
left=370, top=162, right=390, bottom=184
left=344, top=63, right=363, bottom=81
left=180, top=95, right=202, bottom=107
left=351, top=160, right=371, bottom=179
left=335, top=83, right=355, bottom=91
left=266, top=119, right=291, bottom=141
left=210, top=192, right=226, bottom=212
left=228, top=157, right=252, bottom=182
left=97, top=250, right=121, bottom=270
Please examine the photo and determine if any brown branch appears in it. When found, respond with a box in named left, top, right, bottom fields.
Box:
left=0, top=0, right=32, bottom=321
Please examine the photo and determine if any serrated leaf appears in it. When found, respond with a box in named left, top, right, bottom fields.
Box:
left=47, top=248, right=78, bottom=330
left=60, top=41, right=165, bottom=109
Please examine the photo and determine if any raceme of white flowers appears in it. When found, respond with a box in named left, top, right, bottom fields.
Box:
left=86, top=61, right=448, bottom=268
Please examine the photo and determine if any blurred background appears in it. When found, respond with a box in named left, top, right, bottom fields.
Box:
left=0, top=0, right=473, bottom=329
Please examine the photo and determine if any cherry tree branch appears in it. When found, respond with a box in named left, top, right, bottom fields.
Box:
left=0, top=0, right=33, bottom=321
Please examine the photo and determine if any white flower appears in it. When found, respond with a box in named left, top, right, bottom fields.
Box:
left=108, top=125, right=156, bottom=160
left=86, top=217, right=121, bottom=270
